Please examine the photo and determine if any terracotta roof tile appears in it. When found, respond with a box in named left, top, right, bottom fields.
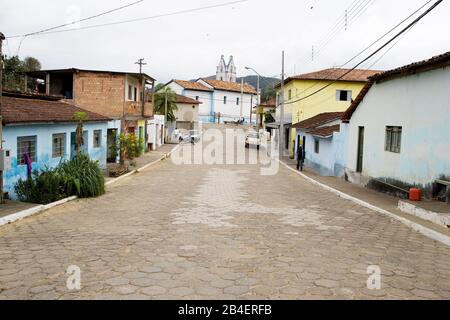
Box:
left=201, top=79, right=257, bottom=94
left=1, top=92, right=111, bottom=125
left=172, top=80, right=213, bottom=92
left=308, top=125, right=341, bottom=138
left=175, top=94, right=202, bottom=104
left=292, top=112, right=343, bottom=130
left=279, top=68, right=381, bottom=87
left=342, top=51, right=450, bottom=122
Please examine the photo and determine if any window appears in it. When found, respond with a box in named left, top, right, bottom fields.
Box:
left=288, top=89, right=292, bottom=100
left=385, top=126, right=402, bottom=153
left=314, top=139, right=320, bottom=154
left=195, top=96, right=199, bottom=101
left=236, top=97, right=240, bottom=106
left=52, top=133, right=66, bottom=158
left=128, top=85, right=132, bottom=100
left=17, top=136, right=37, bottom=165
left=93, top=130, right=102, bottom=148
left=336, top=90, right=352, bottom=101
left=134, top=87, right=138, bottom=102
left=224, top=96, right=227, bottom=104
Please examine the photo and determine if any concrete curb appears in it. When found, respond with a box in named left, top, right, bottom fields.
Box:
left=0, top=145, right=180, bottom=228
left=279, top=160, right=450, bottom=247
left=0, top=196, right=78, bottom=227
left=398, top=200, right=450, bottom=228
left=105, top=144, right=180, bottom=187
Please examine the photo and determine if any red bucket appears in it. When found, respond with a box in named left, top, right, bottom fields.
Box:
left=409, top=188, right=422, bottom=201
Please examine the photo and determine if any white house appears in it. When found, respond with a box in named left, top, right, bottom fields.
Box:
left=292, top=112, right=347, bottom=177
left=342, top=51, right=450, bottom=195
left=173, top=94, right=201, bottom=130
left=166, top=78, right=257, bottom=124
left=166, top=56, right=257, bottom=124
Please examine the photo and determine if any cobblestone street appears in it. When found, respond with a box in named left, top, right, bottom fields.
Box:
left=1, top=135, right=450, bottom=300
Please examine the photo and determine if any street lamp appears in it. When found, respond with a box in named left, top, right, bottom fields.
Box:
left=245, top=66, right=261, bottom=130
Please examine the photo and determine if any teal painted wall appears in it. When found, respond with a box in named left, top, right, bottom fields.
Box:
left=3, top=122, right=108, bottom=199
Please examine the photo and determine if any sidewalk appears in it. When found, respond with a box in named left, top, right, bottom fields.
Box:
left=281, top=156, right=450, bottom=243
left=1, top=144, right=179, bottom=227
left=0, top=200, right=38, bottom=219
left=105, top=144, right=178, bottom=184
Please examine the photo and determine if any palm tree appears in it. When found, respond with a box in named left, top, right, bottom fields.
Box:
left=153, top=84, right=178, bottom=122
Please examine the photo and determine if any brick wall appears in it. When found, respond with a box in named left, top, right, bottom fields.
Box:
left=71, top=71, right=126, bottom=119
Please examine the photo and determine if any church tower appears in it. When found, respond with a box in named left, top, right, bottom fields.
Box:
left=216, top=55, right=237, bottom=82
left=227, top=55, right=237, bottom=83
left=216, top=55, right=227, bottom=81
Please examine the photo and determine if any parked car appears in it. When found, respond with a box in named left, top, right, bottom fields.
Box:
left=180, top=130, right=201, bottom=144
left=245, top=132, right=261, bottom=150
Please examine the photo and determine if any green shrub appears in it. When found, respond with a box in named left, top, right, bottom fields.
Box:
left=57, top=153, right=105, bottom=198
left=15, top=169, right=68, bottom=204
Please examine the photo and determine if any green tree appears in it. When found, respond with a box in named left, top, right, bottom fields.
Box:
left=261, top=86, right=277, bottom=103
left=153, top=84, right=178, bottom=122
left=2, top=55, right=41, bottom=91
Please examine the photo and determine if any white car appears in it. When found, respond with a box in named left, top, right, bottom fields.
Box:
left=180, top=130, right=201, bottom=144
left=245, top=132, right=261, bottom=150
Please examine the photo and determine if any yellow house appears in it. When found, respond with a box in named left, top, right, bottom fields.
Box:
left=276, top=68, right=380, bottom=157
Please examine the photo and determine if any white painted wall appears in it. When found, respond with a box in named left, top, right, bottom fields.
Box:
left=346, top=67, right=450, bottom=186
left=174, top=103, right=199, bottom=123
left=212, top=90, right=255, bottom=122
left=125, top=75, right=141, bottom=102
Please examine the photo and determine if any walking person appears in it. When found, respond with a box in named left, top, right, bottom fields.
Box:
left=296, top=141, right=304, bottom=172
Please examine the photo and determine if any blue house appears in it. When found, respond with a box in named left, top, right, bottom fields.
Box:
left=1, top=92, right=111, bottom=199
left=293, top=112, right=347, bottom=177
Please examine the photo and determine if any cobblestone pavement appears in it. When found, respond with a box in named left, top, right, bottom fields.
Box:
left=1, top=133, right=450, bottom=300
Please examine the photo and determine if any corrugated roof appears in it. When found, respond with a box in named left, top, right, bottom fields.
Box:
left=342, top=51, right=450, bottom=122
left=1, top=92, right=111, bottom=125
left=27, top=68, right=155, bottom=81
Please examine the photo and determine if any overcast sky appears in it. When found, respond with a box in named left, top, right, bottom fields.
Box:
left=1, top=0, right=449, bottom=84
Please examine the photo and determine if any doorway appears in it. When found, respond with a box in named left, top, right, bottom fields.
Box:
left=71, top=131, right=88, bottom=159
left=356, top=127, right=365, bottom=173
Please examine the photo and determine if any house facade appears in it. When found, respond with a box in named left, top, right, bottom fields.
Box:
left=173, top=94, right=201, bottom=130
left=342, top=52, right=450, bottom=192
left=167, top=79, right=257, bottom=124
left=276, top=68, right=379, bottom=157
left=292, top=112, right=346, bottom=177
left=1, top=92, right=110, bottom=199
left=26, top=68, right=155, bottom=160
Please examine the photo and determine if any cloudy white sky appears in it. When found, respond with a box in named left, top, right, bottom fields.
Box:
left=1, top=0, right=449, bottom=84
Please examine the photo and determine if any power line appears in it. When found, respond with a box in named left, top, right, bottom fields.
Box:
left=6, top=0, right=249, bottom=38
left=284, top=0, right=443, bottom=106
left=7, top=0, right=146, bottom=39
left=285, top=0, right=435, bottom=103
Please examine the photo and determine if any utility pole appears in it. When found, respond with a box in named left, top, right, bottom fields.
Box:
left=256, top=74, right=260, bottom=131
left=240, top=78, right=244, bottom=120
left=164, top=90, right=168, bottom=143
left=279, top=50, right=285, bottom=159
left=135, top=58, right=147, bottom=74
left=135, top=58, right=147, bottom=115
left=0, top=32, right=5, bottom=204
